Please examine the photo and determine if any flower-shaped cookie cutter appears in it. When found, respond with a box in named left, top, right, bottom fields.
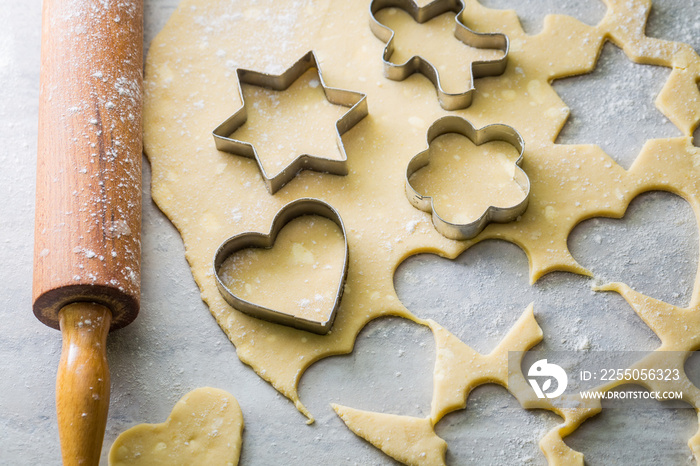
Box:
left=406, top=116, right=530, bottom=240
left=369, top=0, right=509, bottom=110
left=213, top=198, right=349, bottom=335
left=213, top=51, right=368, bottom=194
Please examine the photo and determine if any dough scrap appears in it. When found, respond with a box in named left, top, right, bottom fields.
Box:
left=332, top=404, right=447, bottom=466
left=426, top=304, right=541, bottom=420
left=143, top=0, right=700, bottom=463
left=109, top=387, right=244, bottom=466
left=330, top=306, right=602, bottom=465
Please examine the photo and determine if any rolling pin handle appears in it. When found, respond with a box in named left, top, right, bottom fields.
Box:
left=56, top=302, right=112, bottom=466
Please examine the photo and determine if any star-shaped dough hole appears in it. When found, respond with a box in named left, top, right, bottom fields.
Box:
left=406, top=117, right=529, bottom=240
left=213, top=51, right=367, bottom=194
left=553, top=42, right=682, bottom=169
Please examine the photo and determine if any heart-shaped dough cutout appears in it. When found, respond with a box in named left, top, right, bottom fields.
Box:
left=109, top=387, right=244, bottom=466
left=214, top=199, right=349, bottom=334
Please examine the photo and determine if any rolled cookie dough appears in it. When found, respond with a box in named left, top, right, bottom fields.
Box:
left=144, top=0, right=700, bottom=463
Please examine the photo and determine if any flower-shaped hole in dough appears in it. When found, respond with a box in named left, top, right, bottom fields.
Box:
left=406, top=116, right=530, bottom=240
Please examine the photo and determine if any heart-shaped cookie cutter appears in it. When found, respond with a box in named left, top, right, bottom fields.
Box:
left=369, top=0, right=509, bottom=110
left=213, top=198, right=348, bottom=335
left=406, top=116, right=530, bottom=240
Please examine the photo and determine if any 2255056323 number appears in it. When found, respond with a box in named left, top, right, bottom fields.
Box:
left=599, top=368, right=681, bottom=382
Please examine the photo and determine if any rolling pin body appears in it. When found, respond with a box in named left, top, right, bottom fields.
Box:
left=33, top=0, right=143, bottom=463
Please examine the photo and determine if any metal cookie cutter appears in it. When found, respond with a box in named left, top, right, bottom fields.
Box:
left=369, top=0, right=509, bottom=110
left=213, top=51, right=368, bottom=194
left=406, top=116, right=529, bottom=240
left=213, top=198, right=349, bottom=335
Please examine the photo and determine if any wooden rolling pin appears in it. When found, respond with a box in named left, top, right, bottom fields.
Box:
left=33, top=0, right=143, bottom=464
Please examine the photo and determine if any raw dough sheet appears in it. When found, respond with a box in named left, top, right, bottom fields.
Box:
left=142, top=0, right=700, bottom=464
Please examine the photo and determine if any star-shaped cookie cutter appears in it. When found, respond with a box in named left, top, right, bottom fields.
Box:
left=369, top=0, right=509, bottom=110
left=406, top=116, right=530, bottom=240
left=213, top=198, right=348, bottom=335
left=213, top=51, right=368, bottom=194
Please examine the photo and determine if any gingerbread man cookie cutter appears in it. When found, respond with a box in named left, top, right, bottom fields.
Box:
left=369, top=0, right=509, bottom=110
left=406, top=116, right=530, bottom=240
left=213, top=198, right=349, bottom=335
left=213, top=51, right=368, bottom=194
